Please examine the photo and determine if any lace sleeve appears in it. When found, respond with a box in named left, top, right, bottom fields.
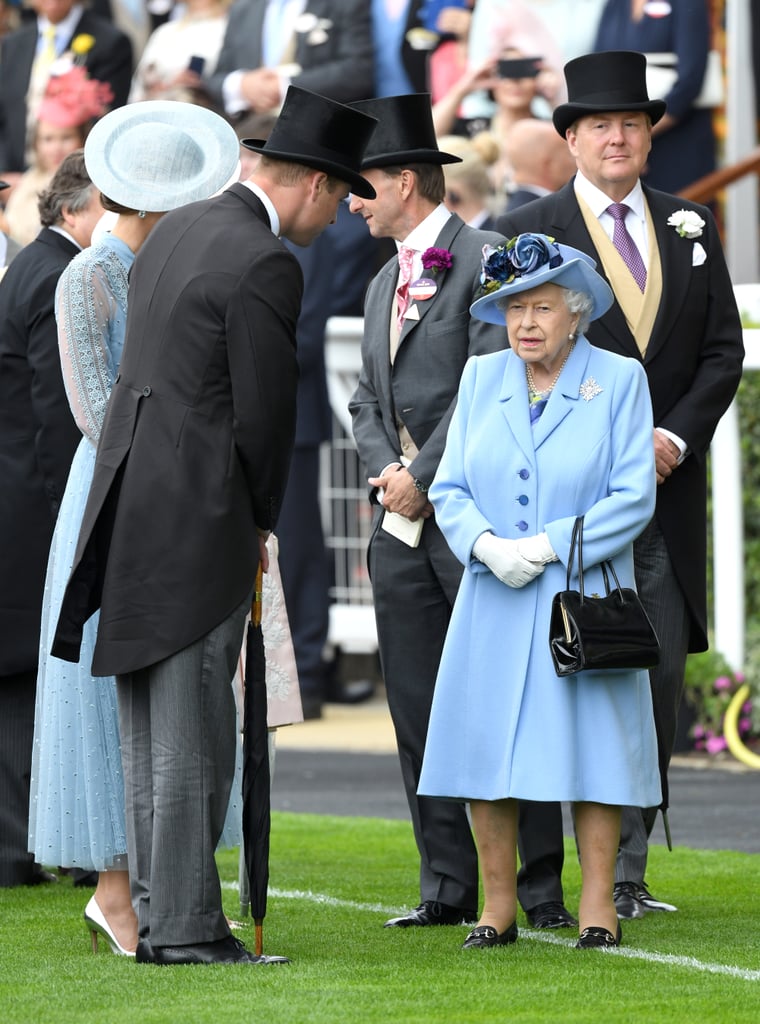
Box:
left=56, top=257, right=119, bottom=444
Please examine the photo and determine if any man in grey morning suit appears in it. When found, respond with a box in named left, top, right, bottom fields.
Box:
left=348, top=93, right=506, bottom=927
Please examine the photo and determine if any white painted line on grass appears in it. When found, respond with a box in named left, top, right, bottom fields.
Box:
left=223, top=882, right=760, bottom=982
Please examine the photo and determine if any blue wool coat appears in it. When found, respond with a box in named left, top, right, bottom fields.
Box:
left=418, top=336, right=662, bottom=806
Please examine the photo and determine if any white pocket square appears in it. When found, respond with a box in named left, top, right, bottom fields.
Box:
left=692, top=242, right=707, bottom=266
left=404, top=304, right=421, bottom=321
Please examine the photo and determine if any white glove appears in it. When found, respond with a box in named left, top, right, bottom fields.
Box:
left=472, top=532, right=546, bottom=588
left=517, top=532, right=558, bottom=565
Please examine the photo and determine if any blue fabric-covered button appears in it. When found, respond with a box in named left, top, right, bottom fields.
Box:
left=517, top=494, right=529, bottom=506
left=518, top=468, right=530, bottom=480
left=516, top=520, right=529, bottom=531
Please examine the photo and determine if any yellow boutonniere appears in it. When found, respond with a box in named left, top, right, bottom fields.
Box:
left=71, top=34, right=96, bottom=57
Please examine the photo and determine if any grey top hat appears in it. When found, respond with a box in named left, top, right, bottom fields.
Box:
left=84, top=100, right=241, bottom=212
left=470, top=234, right=614, bottom=325
left=348, top=94, right=462, bottom=169
left=242, top=85, right=378, bottom=198
left=552, top=50, right=666, bottom=137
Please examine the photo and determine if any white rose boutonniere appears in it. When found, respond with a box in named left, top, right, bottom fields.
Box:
left=295, top=14, right=332, bottom=45
left=667, top=209, right=705, bottom=239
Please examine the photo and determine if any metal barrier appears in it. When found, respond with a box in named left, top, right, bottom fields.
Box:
left=322, top=317, right=377, bottom=654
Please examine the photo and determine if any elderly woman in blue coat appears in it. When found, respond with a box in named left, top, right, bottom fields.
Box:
left=418, top=233, right=661, bottom=951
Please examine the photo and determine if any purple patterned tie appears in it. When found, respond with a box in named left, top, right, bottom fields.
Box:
left=607, top=203, right=647, bottom=292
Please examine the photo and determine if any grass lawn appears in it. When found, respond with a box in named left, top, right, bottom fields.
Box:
left=1, top=812, right=759, bottom=1024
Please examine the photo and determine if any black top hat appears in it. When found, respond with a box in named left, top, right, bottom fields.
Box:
left=497, top=57, right=541, bottom=79
left=348, top=94, right=462, bottom=169
left=552, top=50, right=666, bottom=137
left=242, top=85, right=378, bottom=198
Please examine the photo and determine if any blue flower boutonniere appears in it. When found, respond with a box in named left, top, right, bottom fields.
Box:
left=408, top=247, right=453, bottom=301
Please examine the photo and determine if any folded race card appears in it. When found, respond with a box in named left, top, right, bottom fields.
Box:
left=381, top=510, right=423, bottom=548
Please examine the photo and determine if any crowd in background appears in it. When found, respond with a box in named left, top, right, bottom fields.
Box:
left=0, top=0, right=741, bottom=249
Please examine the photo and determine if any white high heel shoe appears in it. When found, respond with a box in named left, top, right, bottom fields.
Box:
left=83, top=895, right=136, bottom=956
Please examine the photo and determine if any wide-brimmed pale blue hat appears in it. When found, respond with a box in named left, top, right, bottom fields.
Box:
left=84, top=100, right=240, bottom=212
left=470, top=233, right=614, bottom=324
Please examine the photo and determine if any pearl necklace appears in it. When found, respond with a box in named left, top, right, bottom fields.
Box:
left=525, top=341, right=575, bottom=397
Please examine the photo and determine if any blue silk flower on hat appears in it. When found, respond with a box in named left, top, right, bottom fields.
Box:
left=476, top=233, right=562, bottom=298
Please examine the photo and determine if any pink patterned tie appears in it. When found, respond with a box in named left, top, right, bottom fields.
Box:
left=607, top=203, right=647, bottom=292
left=396, top=245, right=416, bottom=332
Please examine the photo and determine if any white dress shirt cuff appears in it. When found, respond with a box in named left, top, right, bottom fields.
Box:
left=656, top=426, right=688, bottom=464
left=222, top=70, right=248, bottom=115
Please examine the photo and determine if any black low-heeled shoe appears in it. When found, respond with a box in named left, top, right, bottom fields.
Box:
left=462, top=922, right=518, bottom=949
left=575, top=924, right=622, bottom=949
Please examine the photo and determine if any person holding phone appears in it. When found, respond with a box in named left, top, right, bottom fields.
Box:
left=128, top=0, right=232, bottom=103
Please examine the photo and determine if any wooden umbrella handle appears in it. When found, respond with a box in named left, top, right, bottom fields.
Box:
left=252, top=563, right=263, bottom=628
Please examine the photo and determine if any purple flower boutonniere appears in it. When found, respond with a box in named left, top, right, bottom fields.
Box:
left=408, top=247, right=453, bottom=302
left=421, top=247, right=453, bottom=273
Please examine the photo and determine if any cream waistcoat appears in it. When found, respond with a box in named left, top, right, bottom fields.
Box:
left=577, top=193, right=662, bottom=357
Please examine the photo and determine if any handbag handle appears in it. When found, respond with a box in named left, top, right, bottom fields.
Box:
left=567, top=515, right=625, bottom=605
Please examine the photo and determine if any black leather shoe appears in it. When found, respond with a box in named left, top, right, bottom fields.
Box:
left=384, top=901, right=477, bottom=928
left=72, top=869, right=99, bottom=888
left=613, top=881, right=647, bottom=919
left=28, top=865, right=58, bottom=885
left=462, top=922, right=518, bottom=949
left=636, top=882, right=677, bottom=912
left=576, top=924, right=622, bottom=949
left=526, top=901, right=578, bottom=929
left=135, top=935, right=291, bottom=965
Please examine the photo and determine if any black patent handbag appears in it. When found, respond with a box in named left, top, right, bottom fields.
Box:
left=549, top=516, right=661, bottom=677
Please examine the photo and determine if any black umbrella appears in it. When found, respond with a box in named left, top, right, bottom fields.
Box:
left=653, top=703, right=672, bottom=851
left=241, top=564, right=290, bottom=961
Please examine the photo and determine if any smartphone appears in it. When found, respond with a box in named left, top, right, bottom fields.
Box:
left=188, top=55, right=206, bottom=76
left=497, top=56, right=541, bottom=79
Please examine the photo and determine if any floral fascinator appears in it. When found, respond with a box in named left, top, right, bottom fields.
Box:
left=38, top=66, right=113, bottom=129
left=470, top=233, right=614, bottom=325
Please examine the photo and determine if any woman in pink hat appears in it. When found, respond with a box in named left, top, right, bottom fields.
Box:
left=1, top=66, right=112, bottom=246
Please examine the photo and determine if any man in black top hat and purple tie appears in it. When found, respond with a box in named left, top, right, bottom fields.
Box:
left=348, top=93, right=507, bottom=929
left=497, top=49, right=743, bottom=927
left=53, top=86, right=378, bottom=966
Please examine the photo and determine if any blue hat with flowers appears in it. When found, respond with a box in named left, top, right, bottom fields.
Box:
left=470, top=233, right=614, bottom=325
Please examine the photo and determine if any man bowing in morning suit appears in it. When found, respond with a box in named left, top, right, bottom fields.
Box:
left=497, top=50, right=744, bottom=927
left=53, top=86, right=378, bottom=965
left=348, top=94, right=506, bottom=928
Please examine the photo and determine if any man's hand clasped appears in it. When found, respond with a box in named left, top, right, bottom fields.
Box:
left=368, top=465, right=433, bottom=520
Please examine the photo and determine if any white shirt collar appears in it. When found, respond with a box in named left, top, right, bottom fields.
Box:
left=573, top=170, right=645, bottom=221
left=240, top=179, right=280, bottom=236
left=397, top=203, right=452, bottom=254
left=49, top=225, right=83, bottom=250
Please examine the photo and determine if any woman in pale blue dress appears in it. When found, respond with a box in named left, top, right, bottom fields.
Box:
left=28, top=101, right=242, bottom=956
